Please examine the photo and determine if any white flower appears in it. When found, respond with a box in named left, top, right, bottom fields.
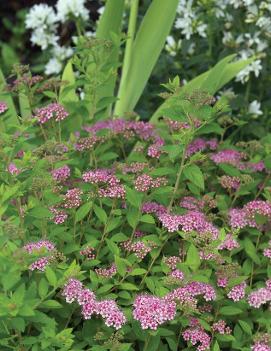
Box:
left=165, top=36, right=181, bottom=56
left=197, top=22, right=207, bottom=37
left=25, top=4, right=57, bottom=30
left=45, top=58, right=63, bottom=75
left=97, top=6, right=105, bottom=15
left=30, top=28, right=59, bottom=50
left=52, top=45, right=73, bottom=60
left=248, top=100, right=263, bottom=116
left=236, top=59, right=262, bottom=84
left=56, top=0, right=89, bottom=23
left=222, top=31, right=233, bottom=45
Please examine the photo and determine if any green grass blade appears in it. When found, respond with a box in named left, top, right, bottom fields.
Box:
left=96, top=0, right=125, bottom=114
left=114, top=0, right=179, bottom=116
left=59, top=60, right=78, bottom=104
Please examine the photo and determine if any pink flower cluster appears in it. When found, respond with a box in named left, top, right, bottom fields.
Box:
left=34, top=103, right=68, bottom=124
left=212, top=320, right=232, bottom=334
left=164, top=256, right=181, bottom=269
left=141, top=201, right=167, bottom=216
left=121, top=162, right=148, bottom=174
left=186, top=138, right=218, bottom=158
left=147, top=137, right=164, bottom=159
left=165, top=117, right=201, bottom=131
left=51, top=165, right=70, bottom=182
left=263, top=240, right=271, bottom=259
left=132, top=294, right=176, bottom=330
left=50, top=207, right=68, bottom=224
left=210, top=149, right=245, bottom=166
left=229, top=200, right=271, bottom=229
left=227, top=282, right=246, bottom=301
left=75, top=135, right=101, bottom=151
left=220, top=175, right=241, bottom=190
left=7, top=163, right=21, bottom=176
left=82, top=169, right=125, bottom=199
left=218, top=234, right=240, bottom=251
left=134, top=174, right=167, bottom=192
left=62, top=279, right=126, bottom=329
left=248, top=280, right=271, bottom=308
left=121, top=240, right=152, bottom=260
left=0, top=101, right=8, bottom=114
left=23, top=240, right=55, bottom=271
left=158, top=210, right=219, bottom=238
left=84, top=119, right=156, bottom=141
left=170, top=269, right=184, bottom=281
left=80, top=247, right=96, bottom=260
left=95, top=264, right=117, bottom=278
left=63, top=188, right=82, bottom=209
left=24, top=240, right=55, bottom=253
left=252, top=342, right=271, bottom=351
left=168, top=281, right=216, bottom=309
left=179, top=196, right=204, bottom=211
left=182, top=326, right=211, bottom=351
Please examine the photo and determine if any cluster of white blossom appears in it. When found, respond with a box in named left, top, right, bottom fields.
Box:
left=166, top=0, right=271, bottom=86
left=25, top=0, right=91, bottom=75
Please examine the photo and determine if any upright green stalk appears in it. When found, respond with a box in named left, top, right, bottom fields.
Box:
left=115, top=0, right=139, bottom=117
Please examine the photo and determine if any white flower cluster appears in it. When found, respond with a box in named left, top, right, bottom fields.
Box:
left=25, top=0, right=90, bottom=75
left=166, top=0, right=271, bottom=84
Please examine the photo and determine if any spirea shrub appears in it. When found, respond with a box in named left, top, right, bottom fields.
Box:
left=0, top=70, right=271, bottom=351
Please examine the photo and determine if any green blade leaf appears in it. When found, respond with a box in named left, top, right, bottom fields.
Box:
left=96, top=0, right=125, bottom=114
left=114, top=0, right=179, bottom=115
left=59, top=60, right=78, bottom=104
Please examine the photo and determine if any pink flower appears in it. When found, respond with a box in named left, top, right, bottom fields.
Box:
left=121, top=240, right=152, bottom=260
left=133, top=294, right=176, bottom=330
left=63, top=188, right=82, bottom=209
left=248, top=281, right=271, bottom=308
left=141, top=202, right=167, bottom=215
left=95, top=299, right=126, bottom=329
left=50, top=207, right=68, bottom=224
left=7, top=163, right=21, bottom=175
left=34, top=103, right=68, bottom=124
left=218, top=234, right=240, bottom=251
left=227, top=282, right=246, bottom=301
left=210, top=149, right=245, bottom=166
left=182, top=326, right=211, bottom=351
left=80, top=247, right=96, bottom=260
left=29, top=256, right=51, bottom=271
left=95, top=264, right=117, bottom=278
left=24, top=240, right=55, bottom=253
left=212, top=320, right=232, bottom=334
left=51, top=165, right=70, bottom=182
left=170, top=269, right=184, bottom=281
left=220, top=175, right=241, bottom=190
left=0, top=101, right=8, bottom=114
left=252, top=342, right=271, bottom=351
left=134, top=174, right=167, bottom=192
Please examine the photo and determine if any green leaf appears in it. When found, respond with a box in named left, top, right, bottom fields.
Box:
left=243, top=238, right=261, bottom=265
left=115, top=255, right=127, bottom=277
left=29, top=207, right=51, bottom=219
left=238, top=320, right=252, bottom=336
left=59, top=60, right=78, bottom=104
left=45, top=267, right=57, bottom=288
left=19, top=92, right=31, bottom=119
left=39, top=300, right=62, bottom=309
left=105, top=239, right=120, bottom=255
left=119, top=283, right=139, bottom=291
left=212, top=341, right=220, bottom=351
left=126, top=186, right=143, bottom=208
left=93, top=204, right=107, bottom=224
left=130, top=268, right=147, bottom=276
left=185, top=244, right=201, bottom=271
left=114, top=0, right=179, bottom=115
left=220, top=306, right=243, bottom=315
left=38, top=278, right=49, bottom=299
left=127, top=206, right=140, bottom=229
left=96, top=0, right=125, bottom=112
left=184, top=164, right=205, bottom=190
left=75, top=202, right=92, bottom=222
